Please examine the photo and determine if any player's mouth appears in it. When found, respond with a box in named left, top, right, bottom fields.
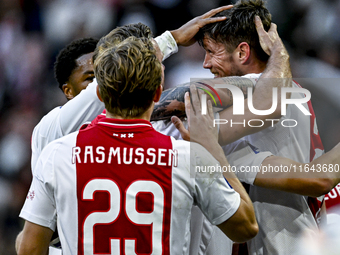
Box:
left=213, top=73, right=221, bottom=78
left=210, top=70, right=217, bottom=78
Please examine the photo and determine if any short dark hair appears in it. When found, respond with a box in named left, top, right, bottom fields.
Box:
left=94, top=36, right=162, bottom=118
left=93, top=23, right=153, bottom=62
left=197, top=0, right=271, bottom=62
left=54, top=37, right=99, bottom=90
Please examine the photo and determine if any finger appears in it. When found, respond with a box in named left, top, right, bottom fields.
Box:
left=254, top=15, right=265, bottom=36
left=268, top=22, right=277, bottom=33
left=254, top=15, right=271, bottom=56
left=196, top=86, right=205, bottom=105
left=202, top=5, right=233, bottom=19
left=190, top=85, right=203, bottom=115
left=189, top=85, right=198, bottom=114
left=184, top=91, right=191, bottom=123
left=207, top=99, right=214, bottom=119
left=199, top=16, right=227, bottom=27
left=171, top=116, right=190, bottom=141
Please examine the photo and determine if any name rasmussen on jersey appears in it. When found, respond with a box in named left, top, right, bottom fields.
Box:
left=72, top=145, right=178, bottom=166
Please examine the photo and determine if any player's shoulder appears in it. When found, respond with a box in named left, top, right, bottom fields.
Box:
left=50, top=131, right=78, bottom=147
left=40, top=131, right=78, bottom=157
left=38, top=106, right=62, bottom=124
left=33, top=106, right=62, bottom=135
left=34, top=131, right=78, bottom=174
left=175, top=139, right=219, bottom=168
left=292, top=79, right=302, bottom=88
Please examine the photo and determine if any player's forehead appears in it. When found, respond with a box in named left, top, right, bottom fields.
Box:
left=75, top=52, right=94, bottom=67
left=73, top=52, right=94, bottom=74
left=152, top=39, right=163, bottom=62
left=203, top=36, right=220, bottom=49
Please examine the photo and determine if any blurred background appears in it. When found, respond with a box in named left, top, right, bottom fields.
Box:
left=1, top=0, right=340, bottom=253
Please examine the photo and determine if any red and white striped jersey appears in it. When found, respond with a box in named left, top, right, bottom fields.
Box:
left=20, top=118, right=240, bottom=255
left=324, top=183, right=340, bottom=224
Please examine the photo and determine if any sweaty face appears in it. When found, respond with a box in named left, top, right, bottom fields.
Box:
left=202, top=36, right=244, bottom=78
left=66, top=52, right=95, bottom=98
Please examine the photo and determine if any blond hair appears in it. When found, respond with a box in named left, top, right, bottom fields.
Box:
left=93, top=23, right=153, bottom=62
left=94, top=36, right=162, bottom=118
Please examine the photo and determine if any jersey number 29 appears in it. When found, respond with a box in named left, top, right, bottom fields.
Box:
left=82, top=179, right=164, bottom=255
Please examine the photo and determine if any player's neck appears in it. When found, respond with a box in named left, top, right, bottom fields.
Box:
left=249, top=59, right=267, bottom=74
left=105, top=107, right=152, bottom=121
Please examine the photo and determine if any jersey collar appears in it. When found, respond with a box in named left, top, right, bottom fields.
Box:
left=97, top=118, right=153, bottom=130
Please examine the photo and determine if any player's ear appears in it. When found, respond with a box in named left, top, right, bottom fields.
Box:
left=62, top=83, right=74, bottom=100
left=236, top=42, right=251, bottom=64
left=96, top=84, right=103, bottom=102
left=153, top=84, right=163, bottom=103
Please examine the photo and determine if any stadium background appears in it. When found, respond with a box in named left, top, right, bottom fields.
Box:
left=0, top=0, right=340, bottom=253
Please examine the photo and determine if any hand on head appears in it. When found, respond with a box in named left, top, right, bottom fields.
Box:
left=254, top=15, right=284, bottom=57
left=171, top=5, right=233, bottom=47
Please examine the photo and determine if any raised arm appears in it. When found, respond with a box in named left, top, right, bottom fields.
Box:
left=254, top=143, right=340, bottom=197
left=155, top=17, right=292, bottom=144
left=170, top=5, right=232, bottom=47
left=155, top=5, right=233, bottom=61
left=151, top=76, right=254, bottom=121
left=218, top=17, right=292, bottom=145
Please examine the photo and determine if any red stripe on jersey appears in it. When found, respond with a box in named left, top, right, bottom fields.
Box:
left=75, top=118, right=173, bottom=255
left=294, top=80, right=324, bottom=223
left=306, top=101, right=324, bottom=161
left=325, top=183, right=340, bottom=210
left=293, top=80, right=324, bottom=160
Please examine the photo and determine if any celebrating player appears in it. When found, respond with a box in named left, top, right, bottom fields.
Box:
left=16, top=35, right=258, bottom=255
left=16, top=6, right=233, bottom=254
left=168, top=1, right=331, bottom=254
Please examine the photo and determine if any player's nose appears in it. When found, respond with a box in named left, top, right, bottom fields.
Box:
left=203, top=53, right=212, bottom=69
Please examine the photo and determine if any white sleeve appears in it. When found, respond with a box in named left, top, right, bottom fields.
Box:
left=20, top=143, right=58, bottom=231
left=59, top=79, right=104, bottom=135
left=154, top=31, right=178, bottom=61
left=191, top=143, right=241, bottom=225
left=31, top=79, right=104, bottom=172
left=223, top=140, right=272, bottom=185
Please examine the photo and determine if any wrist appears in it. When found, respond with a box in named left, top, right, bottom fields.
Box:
left=169, top=30, right=180, bottom=45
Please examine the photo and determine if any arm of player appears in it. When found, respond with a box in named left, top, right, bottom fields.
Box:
left=151, top=76, right=254, bottom=121
left=218, top=17, right=292, bottom=145
left=217, top=156, right=259, bottom=243
left=254, top=142, right=340, bottom=197
left=170, top=5, right=232, bottom=47
left=59, top=80, right=104, bottom=135
left=15, top=230, right=23, bottom=253
left=155, top=5, right=232, bottom=61
left=16, top=221, right=53, bottom=255
left=187, top=85, right=258, bottom=242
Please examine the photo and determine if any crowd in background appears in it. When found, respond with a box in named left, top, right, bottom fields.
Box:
left=1, top=0, right=340, bottom=253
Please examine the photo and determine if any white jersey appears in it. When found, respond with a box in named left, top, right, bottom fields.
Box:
left=26, top=32, right=178, bottom=255
left=241, top=74, right=325, bottom=255
left=20, top=118, right=240, bottom=255
left=153, top=119, right=272, bottom=255
left=31, top=79, right=104, bottom=172
left=153, top=74, right=325, bottom=255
